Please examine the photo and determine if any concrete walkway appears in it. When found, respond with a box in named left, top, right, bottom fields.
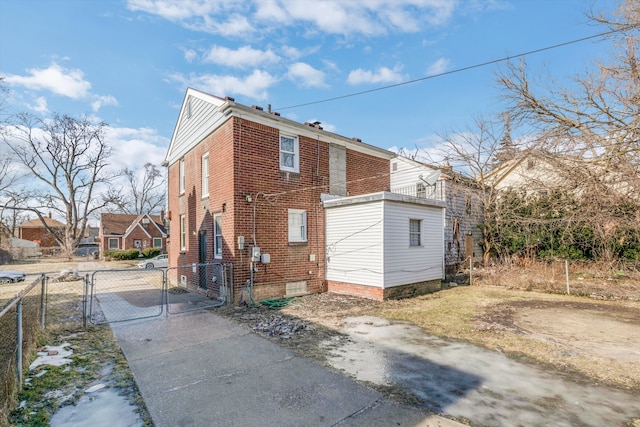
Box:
left=111, top=310, right=464, bottom=427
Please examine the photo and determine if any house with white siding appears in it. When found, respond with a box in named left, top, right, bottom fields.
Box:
left=390, top=156, right=484, bottom=275
left=324, top=192, right=445, bottom=300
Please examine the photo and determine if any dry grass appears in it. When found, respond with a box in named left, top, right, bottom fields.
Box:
left=0, top=260, right=151, bottom=427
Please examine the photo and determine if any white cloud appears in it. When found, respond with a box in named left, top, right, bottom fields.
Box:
left=287, top=62, right=327, bottom=88
left=127, top=0, right=458, bottom=37
left=91, top=95, right=119, bottom=112
left=182, top=48, right=197, bottom=63
left=204, top=45, right=280, bottom=68
left=169, top=69, right=278, bottom=100
left=105, top=126, right=169, bottom=171
left=347, top=65, right=405, bottom=85
left=5, top=63, right=91, bottom=99
left=426, top=57, right=450, bottom=76
left=28, top=97, right=49, bottom=113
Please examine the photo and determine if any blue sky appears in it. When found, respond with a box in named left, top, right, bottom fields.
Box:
left=0, top=0, right=618, bottom=169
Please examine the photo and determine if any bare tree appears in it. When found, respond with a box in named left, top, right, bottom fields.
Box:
left=2, top=112, right=117, bottom=258
left=105, top=162, right=165, bottom=215
left=495, top=0, right=640, bottom=261
left=437, top=116, right=514, bottom=265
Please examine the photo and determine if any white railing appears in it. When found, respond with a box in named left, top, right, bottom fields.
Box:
left=390, top=181, right=445, bottom=201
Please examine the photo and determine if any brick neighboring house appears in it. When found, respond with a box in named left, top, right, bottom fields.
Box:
left=99, top=213, right=167, bottom=255
left=18, top=215, right=65, bottom=250
left=164, top=88, right=446, bottom=302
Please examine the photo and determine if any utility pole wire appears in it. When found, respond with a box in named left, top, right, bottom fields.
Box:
left=275, top=26, right=636, bottom=111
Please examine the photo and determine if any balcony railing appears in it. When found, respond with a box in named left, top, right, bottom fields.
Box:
left=390, top=181, right=445, bottom=201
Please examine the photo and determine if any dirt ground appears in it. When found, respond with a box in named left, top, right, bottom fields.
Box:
left=218, top=287, right=640, bottom=395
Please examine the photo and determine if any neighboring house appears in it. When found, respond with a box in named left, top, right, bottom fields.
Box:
left=390, top=156, right=484, bottom=274
left=164, top=88, right=445, bottom=301
left=18, top=215, right=65, bottom=249
left=99, top=213, right=167, bottom=255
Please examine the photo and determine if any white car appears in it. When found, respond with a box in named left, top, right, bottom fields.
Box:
left=0, top=270, right=26, bottom=284
left=138, top=254, right=169, bottom=269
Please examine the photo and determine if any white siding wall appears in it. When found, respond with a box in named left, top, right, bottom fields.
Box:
left=383, top=201, right=443, bottom=287
left=390, top=156, right=429, bottom=189
left=166, top=93, right=227, bottom=165
left=326, top=202, right=384, bottom=287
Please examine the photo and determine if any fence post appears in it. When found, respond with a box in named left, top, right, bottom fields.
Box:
left=16, top=299, right=23, bottom=392
left=40, top=273, right=46, bottom=328
left=83, top=274, right=90, bottom=329
left=565, top=260, right=570, bottom=295
left=469, top=257, right=473, bottom=286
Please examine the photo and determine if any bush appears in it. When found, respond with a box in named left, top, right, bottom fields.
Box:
left=142, top=248, right=161, bottom=258
left=103, top=249, right=140, bottom=260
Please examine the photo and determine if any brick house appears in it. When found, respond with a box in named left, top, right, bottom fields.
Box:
left=164, top=88, right=447, bottom=302
left=18, top=215, right=65, bottom=249
left=99, top=213, right=167, bottom=255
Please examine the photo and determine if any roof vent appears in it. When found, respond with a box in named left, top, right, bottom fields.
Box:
left=251, top=105, right=264, bottom=111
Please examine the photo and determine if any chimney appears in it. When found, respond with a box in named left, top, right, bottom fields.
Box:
left=351, top=137, right=362, bottom=142
left=251, top=105, right=263, bottom=111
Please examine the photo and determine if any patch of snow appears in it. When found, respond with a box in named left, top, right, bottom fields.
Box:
left=29, top=343, right=73, bottom=370
left=50, top=388, right=143, bottom=427
left=85, top=383, right=106, bottom=393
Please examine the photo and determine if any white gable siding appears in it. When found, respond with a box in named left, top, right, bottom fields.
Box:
left=165, top=91, right=227, bottom=166
left=390, top=156, right=439, bottom=189
left=383, top=201, right=443, bottom=287
left=326, top=202, right=384, bottom=287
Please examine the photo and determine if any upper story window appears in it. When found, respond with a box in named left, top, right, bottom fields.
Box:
left=179, top=159, right=185, bottom=194
left=280, top=134, right=299, bottom=173
left=202, top=153, right=209, bottom=198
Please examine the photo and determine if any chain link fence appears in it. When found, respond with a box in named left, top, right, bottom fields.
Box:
left=87, top=262, right=233, bottom=324
left=166, top=263, right=232, bottom=314
left=0, top=275, right=47, bottom=427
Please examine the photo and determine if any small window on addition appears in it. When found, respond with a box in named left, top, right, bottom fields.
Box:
left=409, top=219, right=421, bottom=247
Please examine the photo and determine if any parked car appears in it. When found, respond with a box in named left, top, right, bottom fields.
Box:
left=137, top=254, right=168, bottom=269
left=0, top=270, right=26, bottom=284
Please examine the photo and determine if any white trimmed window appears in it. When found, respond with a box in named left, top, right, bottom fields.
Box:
left=179, top=158, right=185, bottom=194
left=153, top=238, right=162, bottom=248
left=280, top=134, right=299, bottom=173
left=409, top=219, right=421, bottom=247
left=288, top=209, right=307, bottom=243
left=202, top=153, right=209, bottom=198
left=108, top=238, right=119, bottom=250
left=214, top=213, right=222, bottom=259
left=180, top=214, right=186, bottom=251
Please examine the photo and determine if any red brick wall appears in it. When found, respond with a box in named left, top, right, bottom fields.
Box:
left=346, top=150, right=390, bottom=196
left=167, top=114, right=392, bottom=302
left=20, top=228, right=60, bottom=248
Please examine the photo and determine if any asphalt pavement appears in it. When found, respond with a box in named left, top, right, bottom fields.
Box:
left=110, top=309, right=464, bottom=427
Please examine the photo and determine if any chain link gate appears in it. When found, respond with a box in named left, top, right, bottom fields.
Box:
left=87, top=269, right=165, bottom=324
left=166, top=262, right=232, bottom=314
left=85, top=262, right=233, bottom=324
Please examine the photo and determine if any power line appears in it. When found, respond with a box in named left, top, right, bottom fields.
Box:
left=275, top=26, right=633, bottom=111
